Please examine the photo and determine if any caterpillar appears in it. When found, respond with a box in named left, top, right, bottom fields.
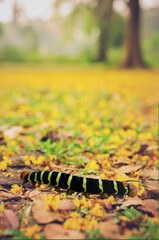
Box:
left=20, top=170, right=138, bottom=198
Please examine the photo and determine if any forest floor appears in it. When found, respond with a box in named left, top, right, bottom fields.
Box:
left=0, top=66, right=158, bottom=239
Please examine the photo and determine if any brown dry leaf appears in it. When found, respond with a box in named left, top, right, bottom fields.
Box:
left=138, top=199, right=158, bottom=217
left=0, top=190, right=20, bottom=200
left=97, top=221, right=123, bottom=239
left=136, top=144, right=148, bottom=155
left=122, top=125, right=130, bottom=130
left=44, top=223, right=86, bottom=239
left=116, top=165, right=141, bottom=174
left=32, top=200, right=65, bottom=224
left=140, top=168, right=158, bottom=180
left=57, top=200, right=77, bottom=211
left=4, top=210, right=19, bottom=228
left=26, top=189, right=47, bottom=201
left=0, top=212, right=11, bottom=230
left=4, top=126, right=23, bottom=139
left=114, top=159, right=130, bottom=167
left=4, top=198, right=28, bottom=212
left=41, top=130, right=74, bottom=143
left=93, top=199, right=106, bottom=208
left=147, top=145, right=158, bottom=151
left=62, top=130, right=74, bottom=138
left=104, top=201, right=113, bottom=210
left=141, top=188, right=158, bottom=200
left=0, top=210, right=19, bottom=229
left=103, top=213, right=117, bottom=221
left=92, top=198, right=112, bottom=210
left=140, top=180, right=158, bottom=199
left=75, top=137, right=83, bottom=144
left=125, top=216, right=143, bottom=229
left=121, top=196, right=143, bottom=208
left=146, top=180, right=158, bottom=190
left=41, top=130, right=61, bottom=142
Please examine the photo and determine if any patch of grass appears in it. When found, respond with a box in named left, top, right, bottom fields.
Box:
left=87, top=229, right=105, bottom=239
left=117, top=206, right=142, bottom=220
left=79, top=168, right=99, bottom=177
left=3, top=228, right=31, bottom=239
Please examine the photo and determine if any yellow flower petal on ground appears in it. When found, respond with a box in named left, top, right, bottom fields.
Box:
left=73, top=199, right=81, bottom=208
left=119, top=216, right=129, bottom=221
left=86, top=160, right=99, bottom=171
left=25, top=224, right=41, bottom=239
left=10, top=184, right=24, bottom=194
left=99, top=173, right=105, bottom=179
left=94, top=119, right=101, bottom=127
left=141, top=156, right=149, bottom=162
left=84, top=128, right=93, bottom=138
left=48, top=154, right=54, bottom=161
left=101, top=159, right=111, bottom=168
left=69, top=212, right=81, bottom=218
left=0, top=205, right=4, bottom=212
left=43, top=194, right=60, bottom=211
left=0, top=161, right=8, bottom=171
left=109, top=135, right=123, bottom=145
left=3, top=172, right=14, bottom=177
left=63, top=217, right=97, bottom=231
left=73, top=196, right=92, bottom=209
left=103, top=128, right=111, bottom=135
left=44, top=166, right=49, bottom=170
left=0, top=156, right=12, bottom=171
left=138, top=132, right=153, bottom=141
left=88, top=138, right=96, bottom=147
left=106, top=196, right=116, bottom=204
left=151, top=217, right=158, bottom=224
left=90, top=203, right=104, bottom=217
left=63, top=218, right=81, bottom=230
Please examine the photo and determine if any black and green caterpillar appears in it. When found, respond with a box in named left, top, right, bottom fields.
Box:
left=20, top=170, right=138, bottom=198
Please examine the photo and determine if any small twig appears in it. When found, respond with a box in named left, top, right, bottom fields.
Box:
left=0, top=188, right=27, bottom=199
left=2, top=196, right=24, bottom=202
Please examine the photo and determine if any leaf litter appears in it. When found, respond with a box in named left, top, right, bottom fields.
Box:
left=0, top=68, right=158, bottom=239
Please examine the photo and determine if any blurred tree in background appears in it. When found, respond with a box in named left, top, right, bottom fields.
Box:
left=0, top=0, right=158, bottom=67
left=121, top=0, right=146, bottom=68
left=93, top=0, right=114, bottom=62
left=0, top=1, right=39, bottom=62
left=49, top=0, right=124, bottom=62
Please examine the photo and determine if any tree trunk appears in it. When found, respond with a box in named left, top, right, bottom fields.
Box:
left=121, top=0, right=146, bottom=68
left=95, top=0, right=114, bottom=62
left=97, top=23, right=109, bottom=61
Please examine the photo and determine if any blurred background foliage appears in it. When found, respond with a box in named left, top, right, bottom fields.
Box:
left=0, top=0, right=158, bottom=67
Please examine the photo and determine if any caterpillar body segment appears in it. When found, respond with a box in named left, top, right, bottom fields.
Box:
left=20, top=170, right=138, bottom=198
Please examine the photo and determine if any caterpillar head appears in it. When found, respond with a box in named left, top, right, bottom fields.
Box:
left=128, top=183, right=138, bottom=197
left=20, top=171, right=29, bottom=181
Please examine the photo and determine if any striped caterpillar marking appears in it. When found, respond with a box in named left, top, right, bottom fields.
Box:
left=20, top=170, right=138, bottom=198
